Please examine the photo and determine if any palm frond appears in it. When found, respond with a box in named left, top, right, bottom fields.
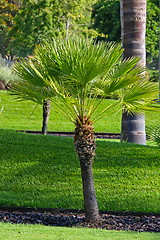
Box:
left=13, top=60, right=48, bottom=88
left=94, top=57, right=146, bottom=96
left=119, top=80, right=159, bottom=114
left=10, top=37, right=158, bottom=124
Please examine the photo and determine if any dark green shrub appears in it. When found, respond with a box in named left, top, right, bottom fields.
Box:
left=149, top=70, right=159, bottom=82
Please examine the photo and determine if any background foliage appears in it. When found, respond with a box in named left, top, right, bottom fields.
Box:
left=0, top=0, right=159, bottom=73
left=91, top=0, right=159, bottom=71
left=6, top=0, right=97, bottom=57
left=0, top=0, right=19, bottom=57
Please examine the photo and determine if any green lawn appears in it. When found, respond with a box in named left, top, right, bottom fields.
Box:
left=0, top=74, right=160, bottom=240
left=0, top=129, right=159, bottom=213
left=0, top=90, right=160, bottom=238
left=0, top=90, right=160, bottom=133
left=0, top=223, right=159, bottom=240
left=0, top=91, right=120, bottom=132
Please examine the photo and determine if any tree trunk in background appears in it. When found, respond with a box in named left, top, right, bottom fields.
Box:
left=42, top=99, right=51, bottom=135
left=121, top=110, right=146, bottom=144
left=74, top=117, right=100, bottom=222
left=120, top=0, right=146, bottom=145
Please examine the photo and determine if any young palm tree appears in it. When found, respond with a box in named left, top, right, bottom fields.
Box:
left=9, top=57, right=53, bottom=135
left=11, top=37, right=158, bottom=222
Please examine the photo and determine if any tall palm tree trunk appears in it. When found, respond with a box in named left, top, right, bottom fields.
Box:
left=120, top=0, right=146, bottom=145
left=74, top=117, right=100, bottom=222
left=42, top=99, right=50, bottom=135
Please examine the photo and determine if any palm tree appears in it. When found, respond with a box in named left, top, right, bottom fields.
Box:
left=120, top=0, right=147, bottom=144
left=11, top=37, right=158, bottom=222
left=10, top=57, right=53, bottom=135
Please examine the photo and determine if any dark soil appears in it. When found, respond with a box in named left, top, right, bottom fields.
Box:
left=0, top=208, right=160, bottom=232
left=17, top=130, right=121, bottom=139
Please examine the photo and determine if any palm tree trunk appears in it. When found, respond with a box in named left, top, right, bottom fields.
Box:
left=121, top=110, right=146, bottom=144
left=74, top=117, right=100, bottom=222
left=42, top=99, right=50, bottom=135
left=120, top=0, right=147, bottom=145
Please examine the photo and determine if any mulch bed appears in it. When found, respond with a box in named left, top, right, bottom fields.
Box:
left=0, top=208, right=160, bottom=232
left=17, top=130, right=121, bottom=139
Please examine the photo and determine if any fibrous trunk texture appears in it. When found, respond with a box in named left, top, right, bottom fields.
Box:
left=74, top=116, right=100, bottom=222
left=120, top=0, right=146, bottom=145
left=42, top=99, right=50, bottom=135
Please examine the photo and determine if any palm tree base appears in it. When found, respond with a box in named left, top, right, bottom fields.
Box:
left=121, top=112, right=146, bottom=145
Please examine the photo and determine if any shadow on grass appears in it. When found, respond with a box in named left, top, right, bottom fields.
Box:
left=0, top=129, right=160, bottom=212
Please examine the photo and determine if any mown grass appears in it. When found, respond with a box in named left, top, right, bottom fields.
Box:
left=0, top=129, right=159, bottom=213
left=0, top=91, right=121, bottom=132
left=0, top=90, right=160, bottom=133
left=0, top=223, right=159, bottom=240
